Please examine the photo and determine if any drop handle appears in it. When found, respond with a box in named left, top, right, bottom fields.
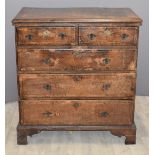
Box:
left=42, top=57, right=51, bottom=64
left=102, top=83, right=111, bottom=90
left=42, top=111, right=54, bottom=117
left=58, top=32, right=66, bottom=39
left=102, top=57, right=111, bottom=64
left=25, top=34, right=33, bottom=40
left=121, top=33, right=129, bottom=40
left=100, top=112, right=109, bottom=117
left=87, top=33, right=96, bottom=40
left=43, top=84, right=51, bottom=91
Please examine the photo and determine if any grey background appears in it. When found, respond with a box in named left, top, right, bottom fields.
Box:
left=5, top=0, right=149, bottom=102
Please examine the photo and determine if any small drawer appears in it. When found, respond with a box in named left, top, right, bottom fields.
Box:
left=20, top=100, right=134, bottom=125
left=19, top=73, right=136, bottom=98
left=17, top=48, right=137, bottom=72
left=17, top=27, right=76, bottom=45
left=79, top=27, right=138, bottom=46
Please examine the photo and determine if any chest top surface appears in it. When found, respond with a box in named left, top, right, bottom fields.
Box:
left=12, top=7, right=142, bottom=25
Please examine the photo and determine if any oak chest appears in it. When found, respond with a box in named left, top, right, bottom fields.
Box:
left=12, top=7, right=142, bottom=145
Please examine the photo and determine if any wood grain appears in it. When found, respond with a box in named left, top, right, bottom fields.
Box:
left=17, top=27, right=76, bottom=46
left=79, top=27, right=138, bottom=46
left=17, top=48, right=137, bottom=72
left=20, top=100, right=134, bottom=125
left=12, top=7, right=142, bottom=24
left=18, top=73, right=136, bottom=98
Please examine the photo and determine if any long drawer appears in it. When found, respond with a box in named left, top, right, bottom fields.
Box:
left=17, top=27, right=76, bottom=45
left=20, top=100, right=134, bottom=125
left=19, top=73, right=136, bottom=98
left=79, top=27, right=138, bottom=46
left=17, top=48, right=137, bottom=72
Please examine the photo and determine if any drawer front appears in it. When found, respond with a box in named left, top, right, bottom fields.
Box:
left=17, top=48, right=137, bottom=72
left=17, top=27, right=76, bottom=45
left=20, top=100, right=133, bottom=125
left=19, top=73, right=136, bottom=98
left=79, top=27, right=138, bottom=46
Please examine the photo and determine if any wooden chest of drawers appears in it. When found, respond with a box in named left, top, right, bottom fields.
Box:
left=12, top=7, right=142, bottom=145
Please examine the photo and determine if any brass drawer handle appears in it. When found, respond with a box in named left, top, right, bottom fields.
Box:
left=100, top=112, right=109, bottom=117
left=87, top=33, right=96, bottom=40
left=102, top=83, right=111, bottom=90
left=25, top=34, right=33, bottom=40
left=42, top=58, right=51, bottom=64
left=42, top=111, right=53, bottom=117
left=102, top=57, right=111, bottom=64
left=58, top=32, right=66, bottom=39
left=43, top=84, right=51, bottom=91
left=121, top=33, right=129, bottom=40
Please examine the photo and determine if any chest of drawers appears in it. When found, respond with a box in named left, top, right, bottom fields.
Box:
left=12, top=7, right=142, bottom=145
